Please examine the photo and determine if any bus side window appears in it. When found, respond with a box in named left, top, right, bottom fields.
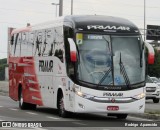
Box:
left=34, top=31, right=43, bottom=56
left=21, top=32, right=28, bottom=56
left=28, top=32, right=34, bottom=56
left=64, top=27, right=75, bottom=80
left=54, top=27, right=64, bottom=62
left=11, top=35, right=14, bottom=45
left=14, top=33, right=21, bottom=57
left=10, top=35, right=14, bottom=56
left=42, top=29, right=53, bottom=56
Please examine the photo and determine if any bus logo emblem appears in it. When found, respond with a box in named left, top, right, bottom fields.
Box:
left=111, top=98, right=116, bottom=103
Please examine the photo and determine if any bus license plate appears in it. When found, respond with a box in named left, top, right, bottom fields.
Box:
left=107, top=106, right=119, bottom=111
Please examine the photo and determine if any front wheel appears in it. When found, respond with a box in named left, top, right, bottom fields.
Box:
left=58, top=94, right=68, bottom=118
left=153, top=98, right=159, bottom=103
left=116, top=114, right=128, bottom=119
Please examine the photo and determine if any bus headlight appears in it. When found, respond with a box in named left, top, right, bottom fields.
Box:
left=76, top=91, right=94, bottom=99
left=133, top=93, right=145, bottom=100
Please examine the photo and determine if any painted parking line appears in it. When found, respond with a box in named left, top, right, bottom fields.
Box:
left=9, top=108, right=18, bottom=111
left=128, top=116, right=153, bottom=121
left=26, top=112, right=38, bottom=115
left=72, top=122, right=87, bottom=126
left=46, top=116, right=60, bottom=120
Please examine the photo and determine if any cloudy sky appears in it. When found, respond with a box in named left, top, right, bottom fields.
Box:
left=0, top=0, right=160, bottom=59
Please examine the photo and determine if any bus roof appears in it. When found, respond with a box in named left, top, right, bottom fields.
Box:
left=11, top=15, right=140, bottom=35
left=64, top=15, right=140, bottom=34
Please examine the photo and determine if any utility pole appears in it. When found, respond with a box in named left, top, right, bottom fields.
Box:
left=144, top=0, right=146, bottom=41
left=71, top=0, right=73, bottom=15
left=59, top=0, right=63, bottom=16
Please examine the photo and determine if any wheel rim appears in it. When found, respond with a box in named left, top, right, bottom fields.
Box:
left=20, top=93, right=23, bottom=106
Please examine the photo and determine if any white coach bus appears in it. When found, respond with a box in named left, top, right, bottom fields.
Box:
left=9, top=15, right=154, bottom=119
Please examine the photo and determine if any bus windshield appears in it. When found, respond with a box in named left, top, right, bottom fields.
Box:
left=76, top=33, right=145, bottom=89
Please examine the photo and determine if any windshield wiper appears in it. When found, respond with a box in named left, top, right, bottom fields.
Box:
left=119, top=52, right=130, bottom=88
left=96, top=36, right=113, bottom=88
left=96, top=67, right=112, bottom=88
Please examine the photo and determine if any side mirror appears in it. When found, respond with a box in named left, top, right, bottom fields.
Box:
left=68, top=38, right=77, bottom=62
left=145, top=42, right=155, bottom=64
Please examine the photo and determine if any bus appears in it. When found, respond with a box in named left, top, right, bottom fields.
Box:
left=8, top=15, right=154, bottom=119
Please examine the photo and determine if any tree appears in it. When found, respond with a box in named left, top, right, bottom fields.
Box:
left=0, top=58, right=7, bottom=80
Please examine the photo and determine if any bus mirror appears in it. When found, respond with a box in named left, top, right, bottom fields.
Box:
left=68, top=38, right=77, bottom=62
left=145, top=42, right=155, bottom=64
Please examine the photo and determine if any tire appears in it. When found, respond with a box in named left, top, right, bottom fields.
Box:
left=58, top=94, right=68, bottom=118
left=153, top=98, right=159, bottom=103
left=19, top=88, right=28, bottom=110
left=116, top=114, right=128, bottom=119
left=28, top=103, right=37, bottom=110
left=19, top=88, right=37, bottom=110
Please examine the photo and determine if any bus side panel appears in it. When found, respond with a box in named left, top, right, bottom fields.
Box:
left=9, top=56, right=43, bottom=106
left=32, top=27, right=56, bottom=107
left=32, top=25, right=66, bottom=108
left=9, top=57, right=24, bottom=101
left=22, top=57, right=43, bottom=106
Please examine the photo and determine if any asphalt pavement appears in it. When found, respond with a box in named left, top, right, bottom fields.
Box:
left=0, top=81, right=160, bottom=130
left=0, top=95, right=159, bottom=130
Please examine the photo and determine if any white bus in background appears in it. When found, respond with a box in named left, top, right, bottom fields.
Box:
left=8, top=15, right=154, bottom=119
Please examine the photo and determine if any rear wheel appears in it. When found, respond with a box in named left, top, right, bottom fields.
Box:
left=19, top=88, right=37, bottom=110
left=116, top=114, right=128, bottom=119
left=153, top=98, right=159, bottom=103
left=19, top=88, right=28, bottom=109
left=58, top=94, right=68, bottom=117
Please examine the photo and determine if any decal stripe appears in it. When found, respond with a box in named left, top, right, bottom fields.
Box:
left=28, top=80, right=38, bottom=84
left=29, top=87, right=39, bottom=92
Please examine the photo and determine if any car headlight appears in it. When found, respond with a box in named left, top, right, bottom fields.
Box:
left=76, top=91, right=94, bottom=99
left=133, top=93, right=145, bottom=100
left=157, top=86, right=160, bottom=90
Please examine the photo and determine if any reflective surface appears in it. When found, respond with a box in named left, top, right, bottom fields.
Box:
left=76, top=34, right=145, bottom=89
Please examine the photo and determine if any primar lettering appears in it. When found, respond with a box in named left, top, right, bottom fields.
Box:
left=39, top=60, right=53, bottom=72
left=87, top=25, right=130, bottom=31
left=103, top=92, right=123, bottom=97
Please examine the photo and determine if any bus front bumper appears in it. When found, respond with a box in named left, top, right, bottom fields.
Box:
left=74, top=95, right=145, bottom=114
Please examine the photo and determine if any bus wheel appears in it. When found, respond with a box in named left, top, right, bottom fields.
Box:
left=28, top=103, right=37, bottom=110
left=58, top=94, right=68, bottom=117
left=116, top=114, right=128, bottom=119
left=19, top=88, right=37, bottom=110
left=19, top=88, right=28, bottom=110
